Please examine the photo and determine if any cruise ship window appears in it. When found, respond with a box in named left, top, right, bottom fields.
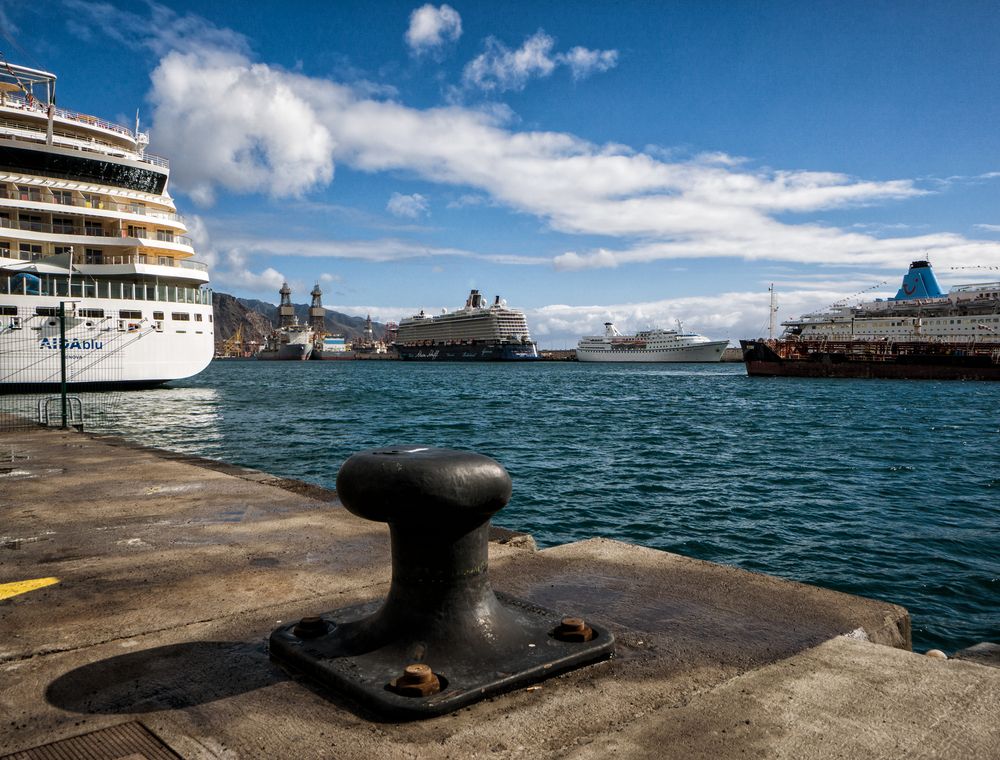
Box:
left=18, top=213, right=42, bottom=231
left=195, top=313, right=203, bottom=322
left=156, top=230, right=174, bottom=242
left=119, top=310, right=142, bottom=319
left=0, top=306, right=16, bottom=316
left=79, top=308, right=104, bottom=318
left=153, top=311, right=164, bottom=320
left=172, top=312, right=190, bottom=321
left=35, top=307, right=60, bottom=316
left=19, top=188, right=41, bottom=202
left=127, top=225, right=147, bottom=237
left=19, top=243, right=42, bottom=260
left=84, top=248, right=103, bottom=265
left=53, top=217, right=75, bottom=234
left=83, top=193, right=101, bottom=208
left=53, top=190, right=72, bottom=204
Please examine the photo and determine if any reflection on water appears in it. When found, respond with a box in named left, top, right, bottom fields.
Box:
left=89, top=386, right=223, bottom=454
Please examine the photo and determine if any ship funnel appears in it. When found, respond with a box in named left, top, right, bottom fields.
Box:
left=892, top=260, right=944, bottom=301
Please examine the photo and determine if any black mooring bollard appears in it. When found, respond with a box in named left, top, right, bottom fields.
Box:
left=268, top=446, right=614, bottom=720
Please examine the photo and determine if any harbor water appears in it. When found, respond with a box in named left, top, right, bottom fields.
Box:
left=88, top=360, right=998, bottom=653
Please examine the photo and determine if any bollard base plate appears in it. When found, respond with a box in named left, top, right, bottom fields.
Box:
left=269, top=592, right=615, bottom=720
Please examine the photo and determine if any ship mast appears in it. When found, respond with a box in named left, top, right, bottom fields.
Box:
left=768, top=283, right=777, bottom=340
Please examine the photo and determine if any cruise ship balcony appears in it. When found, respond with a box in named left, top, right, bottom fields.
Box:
left=0, top=187, right=183, bottom=224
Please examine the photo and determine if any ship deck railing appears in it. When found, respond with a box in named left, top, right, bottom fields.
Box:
left=2, top=250, right=207, bottom=272
left=0, top=111, right=169, bottom=169
left=0, top=189, right=182, bottom=222
left=0, top=217, right=191, bottom=246
left=1, top=92, right=138, bottom=140
left=1, top=273, right=212, bottom=305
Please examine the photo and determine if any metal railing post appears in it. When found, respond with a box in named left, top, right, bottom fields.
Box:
left=59, top=302, right=68, bottom=429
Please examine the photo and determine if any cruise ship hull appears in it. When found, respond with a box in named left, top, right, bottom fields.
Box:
left=397, top=343, right=539, bottom=361
left=741, top=340, right=1000, bottom=381
left=0, top=295, right=213, bottom=391
left=577, top=340, right=728, bottom=362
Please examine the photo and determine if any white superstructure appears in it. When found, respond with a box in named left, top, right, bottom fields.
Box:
left=576, top=322, right=728, bottom=362
left=0, top=62, right=212, bottom=388
left=781, top=261, right=1000, bottom=343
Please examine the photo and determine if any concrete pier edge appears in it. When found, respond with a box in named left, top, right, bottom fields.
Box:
left=1, top=426, right=997, bottom=759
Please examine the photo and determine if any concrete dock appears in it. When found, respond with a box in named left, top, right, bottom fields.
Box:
left=1, top=427, right=997, bottom=758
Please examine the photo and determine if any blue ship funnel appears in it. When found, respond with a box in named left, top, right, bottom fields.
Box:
left=892, top=260, right=944, bottom=300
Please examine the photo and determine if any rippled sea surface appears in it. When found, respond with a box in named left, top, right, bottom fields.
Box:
left=90, top=360, right=999, bottom=652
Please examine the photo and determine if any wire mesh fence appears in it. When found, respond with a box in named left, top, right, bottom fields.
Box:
left=1, top=303, right=127, bottom=431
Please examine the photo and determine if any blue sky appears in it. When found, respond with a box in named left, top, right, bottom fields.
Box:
left=4, top=0, right=1000, bottom=346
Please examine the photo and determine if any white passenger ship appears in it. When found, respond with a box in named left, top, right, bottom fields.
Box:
left=395, top=290, right=538, bottom=361
left=780, top=260, right=1000, bottom=342
left=576, top=322, right=728, bottom=362
left=0, top=63, right=212, bottom=390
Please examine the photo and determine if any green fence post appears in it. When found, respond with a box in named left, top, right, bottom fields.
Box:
left=59, top=301, right=67, bottom=429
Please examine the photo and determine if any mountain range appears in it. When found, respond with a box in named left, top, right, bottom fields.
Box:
left=212, top=292, right=386, bottom=351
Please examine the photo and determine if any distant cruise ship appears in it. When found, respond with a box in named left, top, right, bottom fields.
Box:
left=0, top=62, right=212, bottom=390
left=395, top=290, right=538, bottom=361
left=576, top=322, right=728, bottom=362
left=741, top=260, right=1000, bottom=380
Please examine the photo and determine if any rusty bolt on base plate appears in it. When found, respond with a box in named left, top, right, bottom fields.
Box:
left=292, top=616, right=328, bottom=639
left=269, top=446, right=615, bottom=720
left=553, top=617, right=595, bottom=642
left=388, top=664, right=443, bottom=697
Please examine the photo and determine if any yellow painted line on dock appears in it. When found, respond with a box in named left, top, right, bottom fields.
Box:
left=0, top=577, right=59, bottom=601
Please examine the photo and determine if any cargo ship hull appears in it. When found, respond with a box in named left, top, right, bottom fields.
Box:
left=741, top=340, right=1000, bottom=381
left=397, top=343, right=538, bottom=361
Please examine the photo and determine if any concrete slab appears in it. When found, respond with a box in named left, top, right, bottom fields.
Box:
left=2, top=427, right=996, bottom=759
left=568, top=636, right=1000, bottom=760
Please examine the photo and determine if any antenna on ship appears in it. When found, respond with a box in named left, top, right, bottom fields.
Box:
left=768, top=284, right=777, bottom=340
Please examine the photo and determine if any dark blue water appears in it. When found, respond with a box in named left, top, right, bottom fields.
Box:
left=93, top=360, right=999, bottom=653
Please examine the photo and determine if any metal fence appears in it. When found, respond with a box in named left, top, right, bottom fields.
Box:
left=1, top=303, right=125, bottom=432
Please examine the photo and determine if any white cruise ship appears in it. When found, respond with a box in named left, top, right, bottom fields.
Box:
left=0, top=62, right=212, bottom=390
left=576, top=322, right=728, bottom=362
left=780, top=260, right=1000, bottom=342
left=395, top=290, right=538, bottom=360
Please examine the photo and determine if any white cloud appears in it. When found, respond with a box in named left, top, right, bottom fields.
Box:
left=186, top=215, right=286, bottom=296
left=113, top=14, right=1000, bottom=274
left=974, top=223, right=1000, bottom=232
left=329, top=286, right=866, bottom=347
left=560, top=46, right=619, bottom=80
left=210, top=232, right=544, bottom=266
left=387, top=192, right=429, bottom=218
left=405, top=4, right=462, bottom=54
left=319, top=272, right=342, bottom=283
left=149, top=50, right=335, bottom=205
left=63, top=0, right=251, bottom=57
left=462, top=31, right=618, bottom=92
